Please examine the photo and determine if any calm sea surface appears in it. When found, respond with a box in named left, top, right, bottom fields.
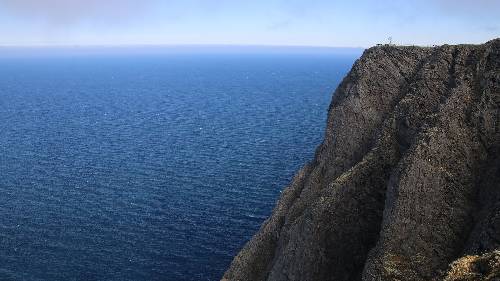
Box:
left=0, top=48, right=360, bottom=281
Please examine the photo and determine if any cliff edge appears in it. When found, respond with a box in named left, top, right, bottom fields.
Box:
left=223, top=39, right=500, bottom=281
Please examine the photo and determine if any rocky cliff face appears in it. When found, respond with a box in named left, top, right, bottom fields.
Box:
left=223, top=39, right=500, bottom=281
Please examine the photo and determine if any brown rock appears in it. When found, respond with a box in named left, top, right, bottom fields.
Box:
left=442, top=250, right=500, bottom=281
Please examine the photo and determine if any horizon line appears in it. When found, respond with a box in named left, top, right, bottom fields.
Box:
left=0, top=43, right=367, bottom=49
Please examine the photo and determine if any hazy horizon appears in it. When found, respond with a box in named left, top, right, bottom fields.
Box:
left=0, top=44, right=365, bottom=59
left=0, top=0, right=498, bottom=48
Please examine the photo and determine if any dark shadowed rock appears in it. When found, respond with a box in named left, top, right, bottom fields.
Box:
left=222, top=39, right=500, bottom=281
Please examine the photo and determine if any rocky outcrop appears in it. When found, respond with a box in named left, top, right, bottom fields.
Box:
left=222, top=39, right=500, bottom=281
left=442, top=250, right=500, bottom=281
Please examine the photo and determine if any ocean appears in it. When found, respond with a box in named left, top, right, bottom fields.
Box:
left=0, top=47, right=360, bottom=281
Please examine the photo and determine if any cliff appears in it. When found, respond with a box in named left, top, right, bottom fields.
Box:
left=223, top=39, right=500, bottom=281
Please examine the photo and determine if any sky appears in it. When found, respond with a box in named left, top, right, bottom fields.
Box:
left=0, top=0, right=498, bottom=47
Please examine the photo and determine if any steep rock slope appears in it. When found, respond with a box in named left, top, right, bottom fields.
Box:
left=223, top=39, right=500, bottom=281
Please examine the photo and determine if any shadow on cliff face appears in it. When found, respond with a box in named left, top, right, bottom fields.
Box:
left=223, top=38, right=500, bottom=281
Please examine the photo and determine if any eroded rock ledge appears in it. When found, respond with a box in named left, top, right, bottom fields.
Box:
left=223, top=39, right=500, bottom=281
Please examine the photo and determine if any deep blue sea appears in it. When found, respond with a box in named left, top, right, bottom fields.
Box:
left=0, top=47, right=360, bottom=281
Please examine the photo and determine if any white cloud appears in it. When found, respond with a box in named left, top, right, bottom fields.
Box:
left=434, top=0, right=500, bottom=16
left=0, top=0, right=149, bottom=24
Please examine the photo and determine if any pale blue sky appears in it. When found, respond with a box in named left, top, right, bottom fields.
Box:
left=0, top=0, right=498, bottom=47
